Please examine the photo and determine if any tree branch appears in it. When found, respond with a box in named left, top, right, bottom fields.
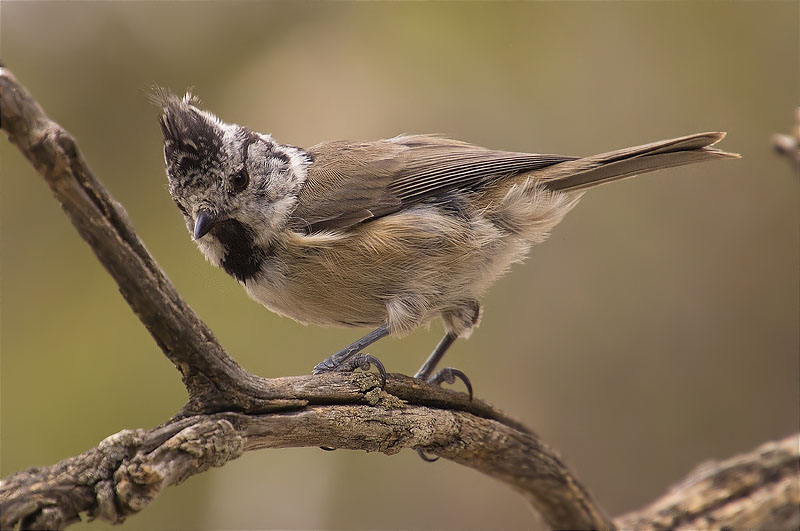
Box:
left=1, top=66, right=796, bottom=530
left=3, top=411, right=797, bottom=530
left=1, top=404, right=614, bottom=530
left=616, top=434, right=800, bottom=530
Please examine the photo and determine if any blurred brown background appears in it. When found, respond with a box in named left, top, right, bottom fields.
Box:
left=1, top=2, right=798, bottom=529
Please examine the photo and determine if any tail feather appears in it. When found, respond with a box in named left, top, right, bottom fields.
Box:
left=543, top=132, right=739, bottom=192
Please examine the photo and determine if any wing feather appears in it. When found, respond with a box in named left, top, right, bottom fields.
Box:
left=290, top=135, right=573, bottom=232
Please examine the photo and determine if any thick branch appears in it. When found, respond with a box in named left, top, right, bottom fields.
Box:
left=1, top=403, right=614, bottom=530
left=3, top=412, right=796, bottom=531
left=616, top=434, right=800, bottom=530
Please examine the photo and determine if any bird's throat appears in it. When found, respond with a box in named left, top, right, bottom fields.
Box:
left=211, top=218, right=272, bottom=282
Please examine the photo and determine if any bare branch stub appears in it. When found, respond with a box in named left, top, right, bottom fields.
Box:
left=771, top=106, right=800, bottom=174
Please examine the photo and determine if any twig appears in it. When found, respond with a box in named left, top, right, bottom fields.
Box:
left=771, top=107, right=800, bottom=175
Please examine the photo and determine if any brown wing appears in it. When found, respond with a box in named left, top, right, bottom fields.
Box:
left=290, top=135, right=574, bottom=233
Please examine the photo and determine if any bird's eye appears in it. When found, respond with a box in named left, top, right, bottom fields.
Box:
left=230, top=170, right=249, bottom=193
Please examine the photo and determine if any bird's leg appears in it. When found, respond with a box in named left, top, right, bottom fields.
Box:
left=312, top=323, right=390, bottom=385
left=415, top=332, right=456, bottom=380
left=414, top=332, right=473, bottom=400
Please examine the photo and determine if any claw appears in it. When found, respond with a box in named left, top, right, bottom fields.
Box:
left=416, top=448, right=439, bottom=462
left=312, top=324, right=390, bottom=376
left=350, top=353, right=387, bottom=388
left=428, top=367, right=473, bottom=400
left=311, top=358, right=335, bottom=374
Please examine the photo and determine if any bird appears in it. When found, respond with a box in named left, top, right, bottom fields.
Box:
left=153, top=89, right=738, bottom=394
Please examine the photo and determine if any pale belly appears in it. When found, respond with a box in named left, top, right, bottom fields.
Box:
left=242, top=206, right=530, bottom=333
left=241, top=185, right=579, bottom=335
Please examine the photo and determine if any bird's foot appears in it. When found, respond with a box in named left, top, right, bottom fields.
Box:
left=313, top=352, right=387, bottom=388
left=426, top=367, right=473, bottom=401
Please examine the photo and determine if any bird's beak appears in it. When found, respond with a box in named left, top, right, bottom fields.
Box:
left=193, top=209, right=216, bottom=240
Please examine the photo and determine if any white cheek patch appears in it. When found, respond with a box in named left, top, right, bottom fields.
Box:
left=249, top=195, right=298, bottom=248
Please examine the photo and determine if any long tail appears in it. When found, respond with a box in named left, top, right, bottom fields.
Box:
left=542, top=132, right=739, bottom=192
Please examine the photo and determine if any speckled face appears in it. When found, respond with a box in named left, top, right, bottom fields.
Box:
left=154, top=90, right=309, bottom=281
left=157, top=93, right=258, bottom=222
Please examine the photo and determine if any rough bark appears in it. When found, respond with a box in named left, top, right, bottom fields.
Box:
left=3, top=412, right=797, bottom=530
left=1, top=406, right=610, bottom=529
left=616, top=435, right=800, bottom=530
left=1, top=66, right=797, bottom=530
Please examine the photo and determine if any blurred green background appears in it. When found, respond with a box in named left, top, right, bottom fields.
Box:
left=1, top=2, right=798, bottom=529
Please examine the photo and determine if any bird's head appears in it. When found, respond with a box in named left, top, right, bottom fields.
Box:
left=152, top=89, right=308, bottom=270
